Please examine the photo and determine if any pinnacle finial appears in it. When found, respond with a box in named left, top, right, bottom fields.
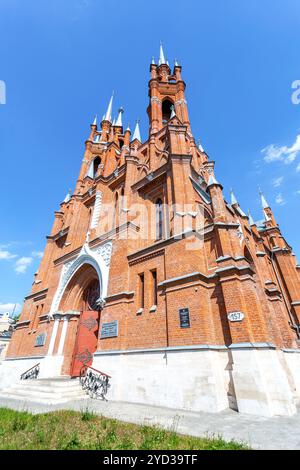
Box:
left=207, top=174, right=220, bottom=187
left=115, top=107, right=124, bottom=127
left=174, top=58, right=179, bottom=67
left=104, top=92, right=114, bottom=122
left=92, top=114, right=97, bottom=126
left=198, top=139, right=204, bottom=152
left=159, top=41, right=166, bottom=65
left=230, top=189, right=238, bottom=205
left=248, top=210, right=255, bottom=226
left=63, top=190, right=72, bottom=204
left=132, top=119, right=141, bottom=142
left=259, top=187, right=270, bottom=209
left=170, top=105, right=176, bottom=119
left=151, top=56, right=155, bottom=65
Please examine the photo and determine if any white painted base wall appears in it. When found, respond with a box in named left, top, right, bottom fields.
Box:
left=1, top=347, right=300, bottom=418
left=93, top=349, right=232, bottom=413
left=230, top=348, right=297, bottom=416
left=0, top=355, right=63, bottom=390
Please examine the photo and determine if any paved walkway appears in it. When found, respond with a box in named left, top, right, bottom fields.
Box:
left=0, top=396, right=300, bottom=450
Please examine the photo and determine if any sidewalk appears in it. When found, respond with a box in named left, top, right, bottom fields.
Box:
left=0, top=396, right=299, bottom=450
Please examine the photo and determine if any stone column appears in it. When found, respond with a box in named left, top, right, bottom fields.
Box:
left=57, top=316, right=69, bottom=355
left=47, top=315, right=60, bottom=355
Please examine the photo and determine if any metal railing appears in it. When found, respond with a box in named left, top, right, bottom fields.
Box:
left=80, top=365, right=111, bottom=400
left=20, top=362, right=40, bottom=380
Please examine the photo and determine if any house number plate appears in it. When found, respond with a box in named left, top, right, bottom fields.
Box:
left=228, top=311, right=245, bottom=322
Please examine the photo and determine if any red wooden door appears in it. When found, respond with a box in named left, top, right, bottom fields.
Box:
left=70, top=310, right=99, bottom=377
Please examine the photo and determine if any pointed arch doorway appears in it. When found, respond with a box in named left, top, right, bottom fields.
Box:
left=70, top=278, right=101, bottom=377
left=58, top=263, right=103, bottom=377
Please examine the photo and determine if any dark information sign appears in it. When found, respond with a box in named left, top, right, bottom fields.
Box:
left=101, top=320, right=118, bottom=339
left=179, top=308, right=190, bottom=328
left=35, top=333, right=47, bottom=347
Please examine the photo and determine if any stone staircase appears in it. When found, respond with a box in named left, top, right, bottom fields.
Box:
left=0, top=377, right=89, bottom=405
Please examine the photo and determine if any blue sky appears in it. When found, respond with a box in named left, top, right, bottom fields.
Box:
left=0, top=0, right=300, bottom=316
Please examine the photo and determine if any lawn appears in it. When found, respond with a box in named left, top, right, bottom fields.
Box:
left=0, top=407, right=247, bottom=450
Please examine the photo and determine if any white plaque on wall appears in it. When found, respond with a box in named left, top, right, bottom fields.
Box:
left=228, top=311, right=245, bottom=322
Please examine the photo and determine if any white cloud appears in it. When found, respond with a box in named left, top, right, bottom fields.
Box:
left=0, top=249, right=17, bottom=260
left=31, top=250, right=43, bottom=259
left=297, top=163, right=300, bottom=172
left=296, top=190, right=300, bottom=195
left=275, top=193, right=286, bottom=206
left=262, top=134, right=300, bottom=165
left=272, top=176, right=284, bottom=188
left=0, top=303, right=21, bottom=316
left=15, top=256, right=33, bottom=274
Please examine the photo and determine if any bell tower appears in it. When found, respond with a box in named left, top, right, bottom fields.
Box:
left=147, top=43, right=190, bottom=135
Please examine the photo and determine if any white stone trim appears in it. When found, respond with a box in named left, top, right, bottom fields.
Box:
left=57, top=317, right=68, bottom=355
left=47, top=318, right=59, bottom=355
left=49, top=241, right=112, bottom=315
left=90, top=191, right=103, bottom=229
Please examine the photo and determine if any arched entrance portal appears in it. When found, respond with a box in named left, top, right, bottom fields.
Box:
left=58, top=264, right=102, bottom=377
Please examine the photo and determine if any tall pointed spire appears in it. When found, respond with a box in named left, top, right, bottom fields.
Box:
left=132, top=120, right=141, bottom=142
left=230, top=189, right=238, bottom=205
left=198, top=140, right=204, bottom=153
left=248, top=210, right=255, bottom=226
left=259, top=188, right=269, bottom=209
left=115, top=107, right=124, bottom=127
left=158, top=42, right=166, bottom=65
left=63, top=190, right=71, bottom=204
left=104, top=92, right=114, bottom=122
left=92, top=114, right=97, bottom=126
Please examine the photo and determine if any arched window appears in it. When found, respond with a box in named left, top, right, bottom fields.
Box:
left=121, top=187, right=125, bottom=209
left=93, top=156, right=101, bottom=178
left=113, top=192, right=119, bottom=228
left=162, top=99, right=173, bottom=123
left=156, top=198, right=164, bottom=240
left=244, top=246, right=255, bottom=270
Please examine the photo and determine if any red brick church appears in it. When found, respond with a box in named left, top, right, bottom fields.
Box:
left=3, top=45, right=300, bottom=416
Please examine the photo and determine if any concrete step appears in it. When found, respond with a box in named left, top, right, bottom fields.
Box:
left=4, top=387, right=87, bottom=399
left=0, top=377, right=90, bottom=405
left=18, top=380, right=81, bottom=392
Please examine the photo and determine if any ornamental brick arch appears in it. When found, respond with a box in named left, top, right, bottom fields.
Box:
left=49, top=242, right=112, bottom=316
left=58, top=264, right=100, bottom=313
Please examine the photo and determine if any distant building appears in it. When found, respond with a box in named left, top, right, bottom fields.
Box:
left=0, top=312, right=14, bottom=360
left=2, top=45, right=300, bottom=417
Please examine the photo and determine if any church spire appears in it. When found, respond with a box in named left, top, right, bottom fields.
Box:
left=198, top=140, right=204, bottom=153
left=259, top=188, right=270, bottom=209
left=158, top=42, right=166, bottom=65
left=115, top=107, right=124, bottom=127
left=132, top=120, right=141, bottom=142
left=230, top=189, right=238, bottom=206
left=248, top=210, right=255, bottom=226
left=104, top=92, right=114, bottom=122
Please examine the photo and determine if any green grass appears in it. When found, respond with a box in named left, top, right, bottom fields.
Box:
left=0, top=407, right=248, bottom=450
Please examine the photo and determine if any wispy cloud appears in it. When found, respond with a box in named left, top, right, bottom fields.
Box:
left=262, top=134, right=300, bottom=165
left=275, top=193, right=286, bottom=206
left=31, top=250, right=43, bottom=259
left=15, top=256, right=33, bottom=274
left=297, top=163, right=300, bottom=172
left=0, top=249, right=17, bottom=260
left=272, top=176, right=284, bottom=188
